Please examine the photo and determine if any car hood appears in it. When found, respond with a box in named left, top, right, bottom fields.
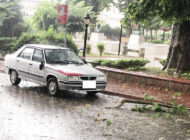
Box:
left=46, top=64, right=104, bottom=76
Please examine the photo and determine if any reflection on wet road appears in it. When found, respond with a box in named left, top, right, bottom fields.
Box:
left=0, top=73, right=190, bottom=140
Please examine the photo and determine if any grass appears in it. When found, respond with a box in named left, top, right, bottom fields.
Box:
left=86, top=53, right=125, bottom=57
left=133, top=67, right=190, bottom=80
left=133, top=67, right=163, bottom=75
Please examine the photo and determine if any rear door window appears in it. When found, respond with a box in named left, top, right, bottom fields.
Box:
left=19, top=48, right=34, bottom=60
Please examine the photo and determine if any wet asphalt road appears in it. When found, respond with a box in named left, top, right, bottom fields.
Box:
left=0, top=73, right=190, bottom=140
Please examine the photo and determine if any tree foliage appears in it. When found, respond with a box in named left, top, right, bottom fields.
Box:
left=82, top=0, right=112, bottom=15
left=67, top=1, right=92, bottom=34
left=114, top=0, right=132, bottom=13
left=99, top=24, right=122, bottom=41
left=125, top=0, right=190, bottom=72
left=33, top=1, right=57, bottom=31
left=33, top=0, right=91, bottom=34
left=0, top=0, right=27, bottom=37
left=71, top=0, right=112, bottom=30
left=125, top=0, right=190, bottom=24
left=13, top=27, right=78, bottom=52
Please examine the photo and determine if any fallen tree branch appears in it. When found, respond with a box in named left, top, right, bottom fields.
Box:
left=106, top=98, right=190, bottom=110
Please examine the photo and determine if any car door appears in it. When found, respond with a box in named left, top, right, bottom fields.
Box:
left=29, top=49, right=45, bottom=83
left=16, top=47, right=34, bottom=79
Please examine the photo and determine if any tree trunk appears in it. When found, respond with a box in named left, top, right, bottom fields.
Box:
left=142, top=28, right=144, bottom=35
left=163, top=21, right=190, bottom=72
left=163, top=30, right=165, bottom=41
left=155, top=30, right=158, bottom=39
left=126, top=26, right=132, bottom=38
left=150, top=29, right=153, bottom=42
left=145, top=29, right=148, bottom=41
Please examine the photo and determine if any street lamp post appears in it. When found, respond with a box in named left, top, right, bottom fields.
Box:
left=118, top=20, right=123, bottom=56
left=83, top=14, right=91, bottom=58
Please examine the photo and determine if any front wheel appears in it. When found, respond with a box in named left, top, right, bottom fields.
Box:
left=86, top=91, right=98, bottom=95
left=10, top=70, right=21, bottom=85
left=47, top=78, right=59, bottom=96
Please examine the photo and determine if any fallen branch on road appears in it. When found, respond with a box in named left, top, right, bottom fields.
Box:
left=105, top=98, right=190, bottom=111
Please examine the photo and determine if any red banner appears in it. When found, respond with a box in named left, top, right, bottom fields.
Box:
left=57, top=5, right=68, bottom=25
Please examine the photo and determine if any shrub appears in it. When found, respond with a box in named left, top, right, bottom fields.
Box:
left=147, top=39, right=164, bottom=44
left=160, top=59, right=166, bottom=66
left=0, top=37, right=16, bottom=53
left=101, top=60, right=113, bottom=67
left=167, top=68, right=175, bottom=76
left=12, top=30, right=78, bottom=52
left=91, top=59, right=108, bottom=67
left=99, top=24, right=120, bottom=40
left=181, top=72, right=190, bottom=80
left=163, top=40, right=171, bottom=45
left=86, top=44, right=91, bottom=55
left=92, top=59, right=149, bottom=70
left=114, top=59, right=149, bottom=69
left=97, top=43, right=105, bottom=56
left=12, top=33, right=40, bottom=51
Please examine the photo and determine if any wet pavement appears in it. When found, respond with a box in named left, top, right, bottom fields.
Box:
left=0, top=73, right=190, bottom=140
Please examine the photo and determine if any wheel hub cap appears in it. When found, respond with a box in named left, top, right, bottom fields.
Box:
left=11, top=71, right=16, bottom=82
left=49, top=82, right=56, bottom=94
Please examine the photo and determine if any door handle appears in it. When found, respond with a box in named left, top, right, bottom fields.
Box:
left=29, top=63, right=33, bottom=66
left=16, top=60, right=19, bottom=62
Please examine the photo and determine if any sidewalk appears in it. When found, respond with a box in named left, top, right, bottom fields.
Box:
left=103, top=77, right=190, bottom=108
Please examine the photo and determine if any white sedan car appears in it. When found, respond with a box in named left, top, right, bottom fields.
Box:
left=4, top=44, right=107, bottom=96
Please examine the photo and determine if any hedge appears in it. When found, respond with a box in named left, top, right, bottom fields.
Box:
left=147, top=39, right=164, bottom=44
left=160, top=59, right=166, bottom=66
left=0, top=37, right=16, bottom=53
left=92, top=59, right=149, bottom=70
left=12, top=28, right=78, bottom=52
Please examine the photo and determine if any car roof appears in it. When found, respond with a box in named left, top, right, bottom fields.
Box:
left=25, top=44, right=69, bottom=50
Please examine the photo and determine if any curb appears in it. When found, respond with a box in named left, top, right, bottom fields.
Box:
left=97, top=66, right=190, bottom=93
left=101, top=90, right=165, bottom=104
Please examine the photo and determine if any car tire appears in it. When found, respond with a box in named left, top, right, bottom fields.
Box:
left=86, top=91, right=98, bottom=95
left=10, top=70, right=21, bottom=85
left=47, top=78, right=59, bottom=96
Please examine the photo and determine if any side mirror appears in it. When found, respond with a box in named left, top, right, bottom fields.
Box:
left=39, top=61, right=44, bottom=70
left=77, top=49, right=87, bottom=64
left=76, top=49, right=84, bottom=56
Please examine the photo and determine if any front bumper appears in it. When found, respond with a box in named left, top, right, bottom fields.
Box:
left=58, top=80, right=107, bottom=91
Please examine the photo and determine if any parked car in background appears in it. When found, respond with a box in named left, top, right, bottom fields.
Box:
left=4, top=44, right=107, bottom=96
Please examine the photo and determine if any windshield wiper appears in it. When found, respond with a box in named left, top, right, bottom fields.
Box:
left=49, top=60, right=70, bottom=64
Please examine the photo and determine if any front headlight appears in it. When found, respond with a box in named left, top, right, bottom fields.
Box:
left=67, top=76, right=80, bottom=81
left=97, top=75, right=106, bottom=81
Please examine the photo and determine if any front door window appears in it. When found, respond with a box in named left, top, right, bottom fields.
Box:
left=32, top=49, right=44, bottom=62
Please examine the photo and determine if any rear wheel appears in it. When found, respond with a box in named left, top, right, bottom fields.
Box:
left=10, top=70, right=21, bottom=85
left=47, top=78, right=59, bottom=96
left=86, top=91, right=98, bottom=95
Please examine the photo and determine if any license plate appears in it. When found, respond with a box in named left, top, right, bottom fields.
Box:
left=82, top=81, right=96, bottom=89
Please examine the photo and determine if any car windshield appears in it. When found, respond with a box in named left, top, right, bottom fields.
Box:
left=44, top=49, right=84, bottom=64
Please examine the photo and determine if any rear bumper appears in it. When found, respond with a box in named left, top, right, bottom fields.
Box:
left=58, top=80, right=107, bottom=91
